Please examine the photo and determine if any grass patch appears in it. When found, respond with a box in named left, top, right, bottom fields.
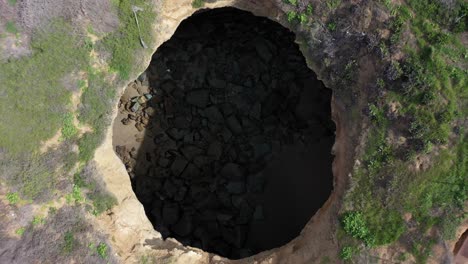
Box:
left=343, top=2, right=467, bottom=248
left=8, top=0, right=17, bottom=5
left=102, top=0, right=155, bottom=79
left=5, top=21, right=18, bottom=34
left=77, top=69, right=115, bottom=162
left=0, top=20, right=90, bottom=154
left=13, top=155, right=55, bottom=200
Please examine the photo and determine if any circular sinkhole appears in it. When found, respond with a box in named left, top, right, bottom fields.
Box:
left=113, top=7, right=335, bottom=260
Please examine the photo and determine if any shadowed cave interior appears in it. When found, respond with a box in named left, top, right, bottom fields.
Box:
left=113, top=7, right=335, bottom=259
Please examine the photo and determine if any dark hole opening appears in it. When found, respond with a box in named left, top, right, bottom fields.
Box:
left=113, top=7, right=335, bottom=259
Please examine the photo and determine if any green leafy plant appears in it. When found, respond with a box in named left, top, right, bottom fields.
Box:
left=327, top=21, right=337, bottom=31
left=66, top=185, right=84, bottom=204
left=96, top=242, right=108, bottom=259
left=299, top=13, right=308, bottom=24
left=339, top=246, right=355, bottom=260
left=306, top=4, right=314, bottom=15
left=287, top=11, right=298, bottom=23
left=32, top=216, right=45, bottom=226
left=6, top=192, right=19, bottom=204
left=15, top=227, right=25, bottom=236
left=342, top=211, right=369, bottom=241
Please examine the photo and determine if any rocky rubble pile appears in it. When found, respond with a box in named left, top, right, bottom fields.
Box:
left=114, top=8, right=334, bottom=259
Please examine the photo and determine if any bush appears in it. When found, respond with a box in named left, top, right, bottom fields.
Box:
left=342, top=211, right=369, bottom=241
left=6, top=192, right=19, bottom=204
left=340, top=246, right=355, bottom=260
left=96, top=243, right=108, bottom=259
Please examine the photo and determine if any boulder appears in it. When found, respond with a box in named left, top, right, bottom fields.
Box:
left=186, top=89, right=210, bottom=108
left=171, top=156, right=188, bottom=177
left=180, top=163, right=200, bottom=179
left=180, top=145, right=204, bottom=160
left=172, top=214, right=193, bottom=236
left=203, top=105, right=224, bottom=123
left=220, top=163, right=244, bottom=180
left=162, top=203, right=180, bottom=225
left=226, top=181, right=246, bottom=194
left=226, top=115, right=243, bottom=134
left=207, top=141, right=223, bottom=159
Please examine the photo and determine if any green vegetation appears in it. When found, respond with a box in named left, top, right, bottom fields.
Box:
left=77, top=70, right=115, bottom=162
left=48, top=206, right=57, bottom=215
left=342, top=1, right=467, bottom=260
left=12, top=155, right=56, bottom=200
left=5, top=21, right=18, bottom=34
left=327, top=21, right=337, bottom=31
left=192, top=0, right=204, bottom=8
left=339, top=246, right=356, bottom=260
left=287, top=11, right=298, bottom=23
left=102, top=0, right=155, bottom=79
left=32, top=216, right=45, bottom=226
left=8, top=0, right=17, bottom=5
left=96, top=242, right=108, bottom=259
left=15, top=227, right=25, bottom=236
left=6, top=192, right=19, bottom=204
left=0, top=20, right=90, bottom=154
left=89, top=190, right=118, bottom=216
left=73, top=170, right=117, bottom=215
left=66, top=185, right=84, bottom=204
left=62, top=231, right=76, bottom=254
left=341, top=212, right=370, bottom=243
left=306, top=4, right=314, bottom=16
left=61, top=113, right=77, bottom=140
left=298, top=13, right=308, bottom=24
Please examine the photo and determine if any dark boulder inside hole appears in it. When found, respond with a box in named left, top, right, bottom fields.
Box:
left=113, top=7, right=335, bottom=260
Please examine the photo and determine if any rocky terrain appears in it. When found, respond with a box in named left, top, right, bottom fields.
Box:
left=1, top=0, right=466, bottom=263
left=113, top=8, right=334, bottom=259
